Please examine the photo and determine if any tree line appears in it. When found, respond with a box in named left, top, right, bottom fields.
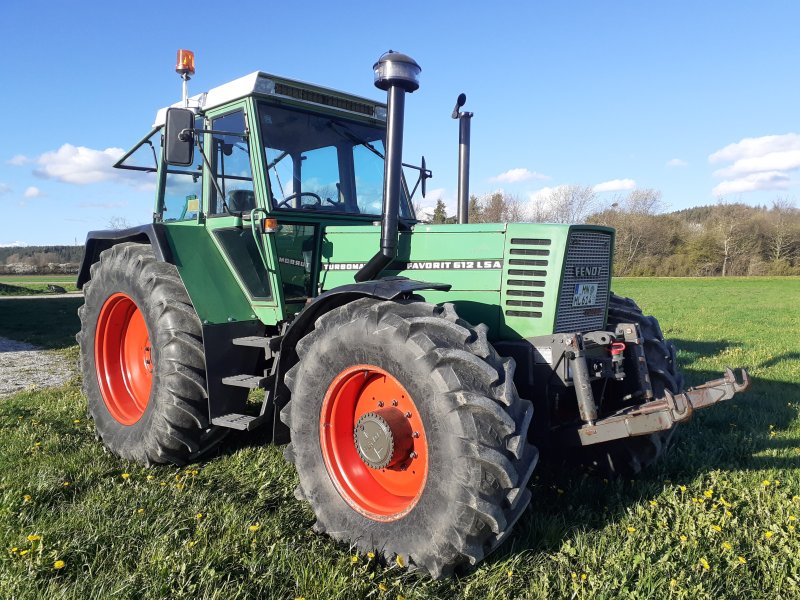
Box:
left=425, top=188, right=800, bottom=276
left=0, top=245, right=83, bottom=274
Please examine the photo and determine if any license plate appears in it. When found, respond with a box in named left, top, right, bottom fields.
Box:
left=572, top=283, right=598, bottom=307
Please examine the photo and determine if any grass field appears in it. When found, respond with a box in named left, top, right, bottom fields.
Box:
left=0, top=274, right=78, bottom=296
left=0, top=277, right=798, bottom=599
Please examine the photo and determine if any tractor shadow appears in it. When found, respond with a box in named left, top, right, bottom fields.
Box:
left=0, top=297, right=83, bottom=350
left=484, top=343, right=800, bottom=566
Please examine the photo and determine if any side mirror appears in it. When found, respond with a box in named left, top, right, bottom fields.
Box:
left=164, top=108, right=195, bottom=166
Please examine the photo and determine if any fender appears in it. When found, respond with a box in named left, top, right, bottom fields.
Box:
left=269, top=276, right=452, bottom=442
left=77, top=224, right=173, bottom=289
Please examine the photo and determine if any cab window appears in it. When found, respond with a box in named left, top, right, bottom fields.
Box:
left=208, top=110, right=255, bottom=216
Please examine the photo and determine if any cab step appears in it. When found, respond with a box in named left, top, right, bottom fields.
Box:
left=232, top=336, right=272, bottom=349
left=221, top=374, right=270, bottom=389
left=211, top=413, right=267, bottom=431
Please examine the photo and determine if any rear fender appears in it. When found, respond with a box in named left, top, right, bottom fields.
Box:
left=77, top=224, right=172, bottom=289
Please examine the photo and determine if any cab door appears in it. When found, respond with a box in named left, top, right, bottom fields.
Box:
left=202, top=100, right=284, bottom=325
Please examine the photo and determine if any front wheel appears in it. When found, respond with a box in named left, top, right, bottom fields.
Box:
left=281, top=298, right=538, bottom=578
left=77, top=242, right=222, bottom=466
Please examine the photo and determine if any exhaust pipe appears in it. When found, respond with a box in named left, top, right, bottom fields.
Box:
left=452, top=93, right=473, bottom=224
left=355, top=51, right=420, bottom=283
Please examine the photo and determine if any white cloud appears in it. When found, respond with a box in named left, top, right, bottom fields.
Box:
left=34, top=144, right=125, bottom=185
left=666, top=158, right=688, bottom=168
left=593, top=179, right=636, bottom=193
left=709, top=133, right=800, bottom=196
left=0, top=183, right=10, bottom=195
left=24, top=186, right=42, bottom=198
left=8, top=155, right=29, bottom=166
left=0, top=241, right=26, bottom=247
left=491, top=168, right=549, bottom=184
left=712, top=171, right=791, bottom=196
left=709, top=133, right=800, bottom=163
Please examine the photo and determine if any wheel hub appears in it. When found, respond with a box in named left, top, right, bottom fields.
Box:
left=354, top=408, right=413, bottom=469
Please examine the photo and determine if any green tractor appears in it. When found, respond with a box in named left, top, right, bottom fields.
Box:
left=77, top=50, right=749, bottom=577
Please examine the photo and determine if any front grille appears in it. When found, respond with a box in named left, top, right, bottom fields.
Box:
left=554, top=230, right=612, bottom=332
left=504, top=238, right=550, bottom=318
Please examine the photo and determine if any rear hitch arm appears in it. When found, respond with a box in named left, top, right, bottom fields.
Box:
left=561, top=368, right=751, bottom=447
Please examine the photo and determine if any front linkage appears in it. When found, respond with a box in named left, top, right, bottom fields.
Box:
left=523, top=323, right=750, bottom=448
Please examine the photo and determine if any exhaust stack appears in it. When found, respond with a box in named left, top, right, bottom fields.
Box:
left=452, top=93, right=473, bottom=224
left=355, top=51, right=420, bottom=283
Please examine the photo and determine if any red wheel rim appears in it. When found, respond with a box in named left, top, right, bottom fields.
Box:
left=320, top=365, right=429, bottom=521
left=94, top=293, right=153, bottom=425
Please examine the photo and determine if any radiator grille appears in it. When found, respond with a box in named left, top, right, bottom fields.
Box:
left=504, top=238, right=549, bottom=318
left=554, top=230, right=612, bottom=332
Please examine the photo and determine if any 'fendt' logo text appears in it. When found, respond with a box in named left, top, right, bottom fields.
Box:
left=574, top=265, right=603, bottom=278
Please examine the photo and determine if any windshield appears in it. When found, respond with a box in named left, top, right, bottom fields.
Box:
left=258, top=102, right=414, bottom=218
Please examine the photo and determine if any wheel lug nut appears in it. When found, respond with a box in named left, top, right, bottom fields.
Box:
left=405, top=411, right=412, bottom=418
left=409, top=451, right=417, bottom=459
left=412, top=431, right=419, bottom=438
left=392, top=399, right=398, bottom=406
left=377, top=401, right=384, bottom=407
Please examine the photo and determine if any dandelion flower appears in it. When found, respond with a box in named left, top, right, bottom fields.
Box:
left=738, top=556, right=747, bottom=564
left=20, top=549, right=29, bottom=556
left=195, top=513, right=203, bottom=519
left=73, top=419, right=80, bottom=424
left=712, top=525, right=722, bottom=532
left=793, top=495, right=799, bottom=502
left=62, top=481, right=70, bottom=487
left=774, top=480, right=781, bottom=486
left=395, top=555, right=405, bottom=567
left=121, top=473, right=130, bottom=480
left=725, top=510, right=733, bottom=517
left=762, top=480, right=770, bottom=487
left=704, top=489, right=713, bottom=498
left=680, top=535, right=688, bottom=543
left=54, top=560, right=65, bottom=569
left=789, top=525, right=795, bottom=532
left=789, top=516, right=797, bottom=522
left=679, top=485, right=687, bottom=492
left=670, top=579, right=678, bottom=588
left=571, top=572, right=578, bottom=579
left=722, top=542, right=733, bottom=550
left=137, top=508, right=144, bottom=514
left=649, top=500, right=658, bottom=507
left=248, top=523, right=261, bottom=532
left=26, top=534, right=41, bottom=542
left=22, top=495, right=31, bottom=503
left=507, top=569, right=513, bottom=578
left=378, top=583, right=388, bottom=592
left=351, top=555, right=359, bottom=564
left=367, top=552, right=375, bottom=560
left=765, top=531, right=774, bottom=539
left=699, top=557, right=710, bottom=571
left=146, top=475, right=155, bottom=481
left=581, top=573, right=587, bottom=581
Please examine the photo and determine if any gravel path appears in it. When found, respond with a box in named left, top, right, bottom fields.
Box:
left=0, top=337, right=77, bottom=396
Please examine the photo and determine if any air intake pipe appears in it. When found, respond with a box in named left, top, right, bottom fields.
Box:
left=355, top=51, right=420, bottom=283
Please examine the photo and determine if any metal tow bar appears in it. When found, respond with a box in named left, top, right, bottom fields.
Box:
left=568, top=368, right=751, bottom=446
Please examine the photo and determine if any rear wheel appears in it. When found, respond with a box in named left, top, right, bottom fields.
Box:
left=78, top=242, right=222, bottom=465
left=580, top=293, right=684, bottom=476
left=281, top=298, right=538, bottom=577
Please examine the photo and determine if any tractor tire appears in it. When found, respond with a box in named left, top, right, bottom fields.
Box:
left=579, top=293, right=685, bottom=476
left=280, top=298, right=538, bottom=578
left=77, top=242, right=223, bottom=466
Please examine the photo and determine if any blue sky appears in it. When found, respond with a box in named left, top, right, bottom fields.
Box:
left=1, top=1, right=798, bottom=245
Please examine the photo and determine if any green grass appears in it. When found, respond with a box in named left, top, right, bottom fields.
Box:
left=0, top=275, right=77, bottom=283
left=0, top=277, right=798, bottom=599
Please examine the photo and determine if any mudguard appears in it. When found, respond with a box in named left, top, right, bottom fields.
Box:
left=77, top=224, right=173, bottom=289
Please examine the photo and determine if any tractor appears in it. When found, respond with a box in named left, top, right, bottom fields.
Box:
left=77, top=50, right=750, bottom=577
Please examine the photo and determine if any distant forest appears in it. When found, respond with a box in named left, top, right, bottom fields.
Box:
left=0, top=245, right=83, bottom=274
left=428, top=189, right=800, bottom=277
left=4, top=195, right=800, bottom=277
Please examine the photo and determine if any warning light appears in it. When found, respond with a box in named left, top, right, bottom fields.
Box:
left=261, top=218, right=278, bottom=233
left=176, top=50, right=195, bottom=77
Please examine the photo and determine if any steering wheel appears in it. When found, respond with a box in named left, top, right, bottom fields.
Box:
left=276, top=192, right=322, bottom=209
